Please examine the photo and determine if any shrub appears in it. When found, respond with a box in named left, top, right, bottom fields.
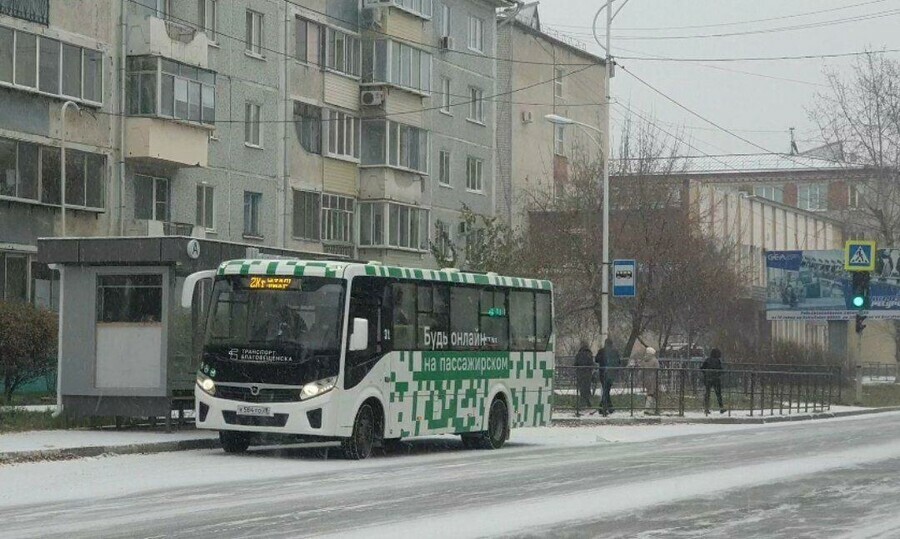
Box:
left=0, top=302, right=57, bottom=404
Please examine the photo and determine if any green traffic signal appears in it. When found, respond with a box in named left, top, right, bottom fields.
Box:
left=850, top=271, right=871, bottom=310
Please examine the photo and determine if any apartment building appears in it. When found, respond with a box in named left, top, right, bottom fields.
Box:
left=0, top=0, right=116, bottom=307
left=496, top=5, right=608, bottom=230
left=3, top=0, right=529, bottom=305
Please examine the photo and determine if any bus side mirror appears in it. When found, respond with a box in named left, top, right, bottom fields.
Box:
left=182, top=270, right=217, bottom=308
left=349, top=318, right=369, bottom=352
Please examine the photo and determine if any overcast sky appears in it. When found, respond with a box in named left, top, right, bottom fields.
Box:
left=536, top=0, right=900, bottom=156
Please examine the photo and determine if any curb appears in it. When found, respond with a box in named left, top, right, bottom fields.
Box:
left=550, top=405, right=900, bottom=427
left=0, top=437, right=220, bottom=465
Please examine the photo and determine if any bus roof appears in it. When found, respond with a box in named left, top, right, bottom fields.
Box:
left=216, top=259, right=552, bottom=291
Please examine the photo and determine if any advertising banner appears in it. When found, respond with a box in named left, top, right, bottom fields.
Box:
left=765, top=249, right=900, bottom=320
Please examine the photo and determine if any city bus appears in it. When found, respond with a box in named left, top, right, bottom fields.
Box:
left=182, top=259, right=554, bottom=459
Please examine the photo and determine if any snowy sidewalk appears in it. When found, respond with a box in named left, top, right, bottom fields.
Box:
left=0, top=429, right=219, bottom=464
left=551, top=404, right=900, bottom=425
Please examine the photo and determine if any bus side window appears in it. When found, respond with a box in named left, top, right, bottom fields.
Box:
left=417, top=283, right=449, bottom=349
left=392, top=282, right=416, bottom=349
left=535, top=292, right=552, bottom=351
left=480, top=288, right=508, bottom=350
left=509, top=290, right=536, bottom=351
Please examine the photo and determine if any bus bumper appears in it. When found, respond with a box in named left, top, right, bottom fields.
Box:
left=195, top=385, right=337, bottom=436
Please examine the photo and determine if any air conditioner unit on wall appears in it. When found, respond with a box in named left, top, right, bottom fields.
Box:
left=440, top=36, right=454, bottom=50
left=361, top=90, right=385, bottom=107
left=521, top=110, right=534, bottom=123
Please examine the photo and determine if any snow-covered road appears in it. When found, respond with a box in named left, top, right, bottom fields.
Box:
left=3, top=413, right=900, bottom=538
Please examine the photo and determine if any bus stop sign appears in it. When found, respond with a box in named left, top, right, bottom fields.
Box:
left=613, top=259, right=636, bottom=298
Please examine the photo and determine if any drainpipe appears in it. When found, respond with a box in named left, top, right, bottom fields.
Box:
left=119, top=0, right=127, bottom=235
left=60, top=101, right=81, bottom=237
left=281, top=4, right=290, bottom=247
left=50, top=264, right=64, bottom=417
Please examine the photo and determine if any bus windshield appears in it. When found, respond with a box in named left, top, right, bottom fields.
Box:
left=205, top=276, right=346, bottom=356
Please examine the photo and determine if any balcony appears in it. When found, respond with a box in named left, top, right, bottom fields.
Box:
left=127, top=14, right=209, bottom=68
left=125, top=219, right=207, bottom=238
left=125, top=117, right=208, bottom=167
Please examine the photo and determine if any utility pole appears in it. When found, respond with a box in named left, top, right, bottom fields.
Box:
left=591, top=1, right=629, bottom=342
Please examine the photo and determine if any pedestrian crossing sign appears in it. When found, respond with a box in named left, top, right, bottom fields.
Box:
left=844, top=240, right=876, bottom=272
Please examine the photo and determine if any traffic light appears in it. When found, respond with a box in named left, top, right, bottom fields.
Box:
left=850, top=271, right=871, bottom=310
left=856, top=313, right=867, bottom=334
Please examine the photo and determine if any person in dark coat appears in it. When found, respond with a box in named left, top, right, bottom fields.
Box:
left=596, top=338, right=622, bottom=416
left=701, top=348, right=726, bottom=414
left=574, top=342, right=594, bottom=415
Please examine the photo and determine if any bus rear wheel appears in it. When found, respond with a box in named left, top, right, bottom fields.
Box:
left=462, top=398, right=509, bottom=450
left=219, top=431, right=251, bottom=454
left=342, top=403, right=376, bottom=460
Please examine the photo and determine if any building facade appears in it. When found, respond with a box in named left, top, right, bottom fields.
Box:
left=1, top=0, right=529, bottom=307
left=496, top=6, right=607, bottom=230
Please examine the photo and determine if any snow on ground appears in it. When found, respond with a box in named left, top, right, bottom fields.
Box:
left=0, top=429, right=216, bottom=454
left=5, top=412, right=900, bottom=511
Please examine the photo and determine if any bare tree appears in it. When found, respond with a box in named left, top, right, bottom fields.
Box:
left=810, top=52, right=900, bottom=364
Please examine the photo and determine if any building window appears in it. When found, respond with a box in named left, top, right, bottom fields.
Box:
left=0, top=0, right=49, bottom=26
left=199, top=0, right=218, bottom=43
left=96, top=275, right=163, bottom=324
left=439, top=150, right=451, bottom=186
left=359, top=202, right=428, bottom=250
left=434, top=220, right=452, bottom=258
left=292, top=189, right=320, bottom=240
left=243, top=191, right=262, bottom=236
left=0, top=25, right=103, bottom=104
left=0, top=137, right=104, bottom=209
left=468, top=87, right=484, bottom=123
left=245, top=10, right=263, bottom=56
left=127, top=56, right=215, bottom=125
left=467, top=16, right=484, bottom=52
left=364, top=0, right=432, bottom=19
left=324, top=27, right=360, bottom=77
left=753, top=185, right=784, bottom=204
left=325, top=109, right=360, bottom=161
left=134, top=174, right=169, bottom=221
left=196, top=184, right=214, bottom=230
left=799, top=183, right=827, bottom=211
left=244, top=102, right=261, bottom=146
left=554, top=67, right=564, bottom=98
left=295, top=17, right=320, bottom=64
left=361, top=120, right=429, bottom=174
left=0, top=252, right=29, bottom=303
left=362, top=39, right=431, bottom=95
left=322, top=194, right=355, bottom=244
left=293, top=102, right=321, bottom=154
left=440, top=77, right=451, bottom=113
left=466, top=156, right=483, bottom=192
left=554, top=124, right=565, bottom=156
left=440, top=3, right=451, bottom=37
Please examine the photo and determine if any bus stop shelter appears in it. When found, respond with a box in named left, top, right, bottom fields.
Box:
left=38, top=236, right=335, bottom=426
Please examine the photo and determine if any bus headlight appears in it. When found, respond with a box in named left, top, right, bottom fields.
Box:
left=300, top=376, right=337, bottom=400
left=196, top=372, right=216, bottom=396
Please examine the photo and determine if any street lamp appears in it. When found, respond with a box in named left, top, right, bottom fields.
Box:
left=60, top=100, right=81, bottom=237
left=544, top=113, right=610, bottom=342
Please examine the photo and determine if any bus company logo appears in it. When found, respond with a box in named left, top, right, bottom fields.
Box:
left=228, top=348, right=294, bottom=363
left=228, top=348, right=239, bottom=361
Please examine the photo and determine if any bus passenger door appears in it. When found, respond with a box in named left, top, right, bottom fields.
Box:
left=345, top=278, right=391, bottom=427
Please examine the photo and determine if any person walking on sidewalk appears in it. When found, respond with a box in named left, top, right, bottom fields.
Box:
left=596, top=338, right=622, bottom=416
left=701, top=348, right=726, bottom=415
left=574, top=342, right=595, bottom=416
left=641, top=347, right=660, bottom=414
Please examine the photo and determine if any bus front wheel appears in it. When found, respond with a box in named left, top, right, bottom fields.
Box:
left=342, top=403, right=376, bottom=460
left=219, top=431, right=251, bottom=454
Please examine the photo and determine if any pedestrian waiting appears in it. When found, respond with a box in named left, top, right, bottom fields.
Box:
left=574, top=342, right=595, bottom=416
left=641, top=347, right=660, bottom=414
left=596, top=338, right=622, bottom=416
left=701, top=348, right=726, bottom=415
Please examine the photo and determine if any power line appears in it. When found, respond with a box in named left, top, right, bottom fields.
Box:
left=544, top=0, right=892, bottom=32
left=554, top=6, right=900, bottom=41
left=617, top=64, right=815, bottom=167
left=617, top=48, right=900, bottom=62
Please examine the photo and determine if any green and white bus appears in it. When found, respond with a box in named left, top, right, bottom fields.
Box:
left=182, top=259, right=554, bottom=459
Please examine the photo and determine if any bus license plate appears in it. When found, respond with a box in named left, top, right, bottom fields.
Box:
left=236, top=405, right=272, bottom=417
